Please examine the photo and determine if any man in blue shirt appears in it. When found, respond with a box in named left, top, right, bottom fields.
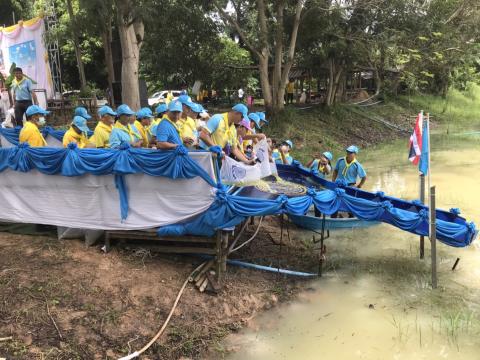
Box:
left=156, top=100, right=184, bottom=149
left=332, top=145, right=367, bottom=188
left=109, top=104, right=143, bottom=149
left=11, top=67, right=38, bottom=127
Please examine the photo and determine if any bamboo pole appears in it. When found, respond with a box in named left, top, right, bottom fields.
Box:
left=430, top=185, right=437, bottom=289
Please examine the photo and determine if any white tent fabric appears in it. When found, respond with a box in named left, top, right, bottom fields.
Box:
left=0, top=152, right=216, bottom=230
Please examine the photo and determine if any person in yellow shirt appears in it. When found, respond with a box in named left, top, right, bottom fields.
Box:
left=199, top=103, right=254, bottom=165
left=19, top=105, right=49, bottom=147
left=134, top=108, right=153, bottom=147
left=286, top=79, right=295, bottom=104
left=177, top=95, right=198, bottom=147
left=90, top=105, right=116, bottom=148
left=63, top=116, right=93, bottom=148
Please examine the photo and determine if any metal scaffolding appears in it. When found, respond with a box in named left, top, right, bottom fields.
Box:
left=44, top=0, right=63, bottom=97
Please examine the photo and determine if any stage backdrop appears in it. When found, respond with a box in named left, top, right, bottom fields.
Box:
left=0, top=17, right=53, bottom=99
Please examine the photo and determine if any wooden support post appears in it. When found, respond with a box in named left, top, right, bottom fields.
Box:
left=430, top=186, right=437, bottom=289
left=419, top=174, right=425, bottom=259
left=215, top=231, right=222, bottom=284
left=221, top=231, right=228, bottom=274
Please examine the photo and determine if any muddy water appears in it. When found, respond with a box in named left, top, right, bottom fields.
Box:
left=225, top=135, right=480, bottom=360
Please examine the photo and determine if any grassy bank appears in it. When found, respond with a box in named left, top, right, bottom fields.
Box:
left=262, top=84, right=480, bottom=164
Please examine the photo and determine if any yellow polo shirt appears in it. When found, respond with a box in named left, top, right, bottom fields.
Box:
left=63, top=127, right=89, bottom=148
left=178, top=116, right=197, bottom=140
left=19, top=121, right=47, bottom=147
left=90, top=121, right=113, bottom=148
left=134, top=120, right=150, bottom=147
left=204, top=113, right=235, bottom=149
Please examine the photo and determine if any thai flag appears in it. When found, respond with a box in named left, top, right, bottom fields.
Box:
left=408, top=112, right=423, bottom=165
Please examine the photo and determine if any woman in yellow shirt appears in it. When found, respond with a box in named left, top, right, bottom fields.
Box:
left=63, top=116, right=93, bottom=148
left=19, top=105, right=49, bottom=147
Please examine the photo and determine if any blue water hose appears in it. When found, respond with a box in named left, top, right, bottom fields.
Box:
left=226, top=258, right=317, bottom=277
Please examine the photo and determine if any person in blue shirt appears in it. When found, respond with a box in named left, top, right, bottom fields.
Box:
left=156, top=100, right=184, bottom=149
left=332, top=145, right=367, bottom=188
left=11, top=67, right=38, bottom=127
left=307, top=151, right=333, bottom=178
left=273, top=140, right=294, bottom=165
left=109, top=104, right=142, bottom=149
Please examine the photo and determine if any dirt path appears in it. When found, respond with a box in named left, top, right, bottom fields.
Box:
left=0, top=219, right=316, bottom=359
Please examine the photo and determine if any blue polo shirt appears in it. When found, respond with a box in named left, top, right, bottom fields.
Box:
left=12, top=78, right=33, bottom=101
left=334, top=157, right=366, bottom=185
left=109, top=124, right=133, bottom=149
left=156, top=118, right=182, bottom=145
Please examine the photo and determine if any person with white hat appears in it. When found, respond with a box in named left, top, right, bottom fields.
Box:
left=332, top=145, right=367, bottom=188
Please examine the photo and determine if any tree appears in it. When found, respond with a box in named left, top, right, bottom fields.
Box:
left=213, top=0, right=305, bottom=115
left=65, top=0, right=87, bottom=91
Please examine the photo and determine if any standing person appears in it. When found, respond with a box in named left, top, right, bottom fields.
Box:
left=307, top=151, right=333, bottom=178
left=199, top=104, right=254, bottom=165
left=109, top=104, right=142, bottom=149
left=63, top=116, right=93, bottom=148
left=286, top=79, right=295, bottom=104
left=11, top=67, right=37, bottom=127
left=90, top=105, right=116, bottom=148
left=19, top=105, right=48, bottom=147
left=332, top=145, right=367, bottom=188
left=177, top=95, right=198, bottom=147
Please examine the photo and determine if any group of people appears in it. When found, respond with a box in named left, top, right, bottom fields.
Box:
left=16, top=91, right=366, bottom=188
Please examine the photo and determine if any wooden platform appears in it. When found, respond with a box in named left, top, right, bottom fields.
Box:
left=104, top=230, right=230, bottom=289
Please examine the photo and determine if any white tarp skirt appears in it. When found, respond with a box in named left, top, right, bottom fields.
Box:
left=0, top=152, right=216, bottom=230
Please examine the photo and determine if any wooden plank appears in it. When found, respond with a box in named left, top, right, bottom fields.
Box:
left=106, top=231, right=215, bottom=243
left=216, top=231, right=222, bottom=283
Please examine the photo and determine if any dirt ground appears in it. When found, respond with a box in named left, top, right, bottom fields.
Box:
left=0, top=218, right=318, bottom=359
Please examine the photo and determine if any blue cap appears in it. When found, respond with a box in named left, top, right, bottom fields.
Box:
left=322, top=151, right=333, bottom=161
left=232, top=103, right=248, bottom=121
left=98, top=106, right=116, bottom=117
left=189, top=103, right=203, bottom=113
left=72, top=115, right=90, bottom=133
left=74, top=106, right=91, bottom=120
left=178, top=94, right=192, bottom=104
left=346, top=145, right=359, bottom=154
left=25, top=105, right=50, bottom=117
left=257, top=112, right=268, bottom=124
left=155, top=103, right=168, bottom=114
left=198, top=105, right=208, bottom=113
left=116, top=104, right=135, bottom=116
left=284, top=140, right=293, bottom=149
left=248, top=112, right=261, bottom=129
left=168, top=100, right=183, bottom=112
left=136, top=108, right=153, bottom=120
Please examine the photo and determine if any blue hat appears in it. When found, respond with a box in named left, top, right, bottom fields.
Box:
left=189, top=103, right=203, bottom=113
left=248, top=113, right=261, bottom=129
left=98, top=105, right=116, bottom=117
left=116, top=104, right=135, bottom=116
left=72, top=115, right=90, bottom=133
left=232, top=103, right=248, bottom=121
left=168, top=100, right=183, bottom=112
left=25, top=105, right=50, bottom=117
left=74, top=106, right=91, bottom=120
left=257, top=112, right=269, bottom=124
left=346, top=145, right=359, bottom=154
left=178, top=94, right=192, bottom=104
left=284, top=140, right=293, bottom=149
left=322, top=151, right=333, bottom=161
left=142, top=107, right=153, bottom=116
left=155, top=103, right=168, bottom=114
left=136, top=108, right=154, bottom=120
left=198, top=105, right=208, bottom=113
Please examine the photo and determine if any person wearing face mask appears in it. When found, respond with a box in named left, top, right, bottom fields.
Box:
left=19, top=105, right=49, bottom=147
left=109, top=104, right=143, bottom=149
left=63, top=116, right=94, bottom=148
left=90, top=106, right=117, bottom=148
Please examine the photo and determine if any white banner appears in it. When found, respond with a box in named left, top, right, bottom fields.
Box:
left=0, top=152, right=216, bottom=230
left=0, top=18, right=54, bottom=99
left=220, top=139, right=273, bottom=184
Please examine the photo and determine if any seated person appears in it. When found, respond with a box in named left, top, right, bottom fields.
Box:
left=90, top=105, right=116, bottom=148
left=63, top=116, right=93, bottom=148
left=178, top=99, right=200, bottom=147
left=155, top=100, right=185, bottom=149
left=149, top=103, right=168, bottom=142
left=273, top=140, right=294, bottom=165
left=332, top=145, right=366, bottom=188
left=109, top=104, right=142, bottom=149
left=135, top=108, right=153, bottom=147
left=307, top=151, right=333, bottom=178
left=128, top=112, right=142, bottom=143
left=19, top=105, right=49, bottom=147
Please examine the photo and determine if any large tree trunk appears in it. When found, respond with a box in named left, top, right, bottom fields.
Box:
left=101, top=27, right=115, bottom=106
left=66, top=0, right=87, bottom=91
left=115, top=0, right=144, bottom=109
left=258, top=55, right=273, bottom=111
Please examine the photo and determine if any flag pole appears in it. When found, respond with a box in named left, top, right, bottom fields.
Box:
left=426, top=112, right=437, bottom=289
left=419, top=110, right=425, bottom=259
